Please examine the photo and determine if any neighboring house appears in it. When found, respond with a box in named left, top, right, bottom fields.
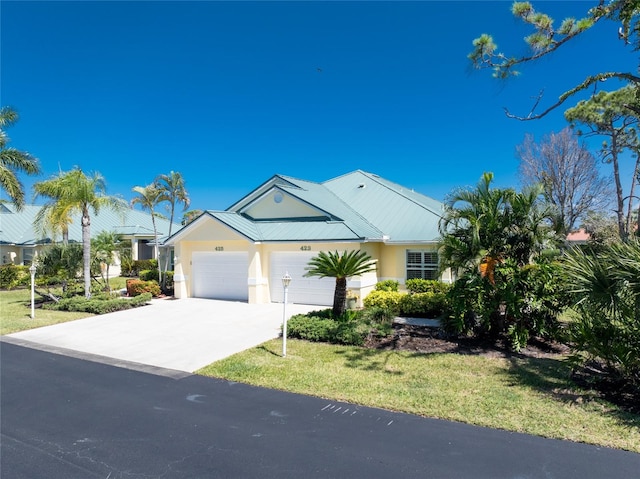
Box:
left=566, top=228, right=590, bottom=245
left=166, top=170, right=450, bottom=307
left=0, top=203, right=182, bottom=274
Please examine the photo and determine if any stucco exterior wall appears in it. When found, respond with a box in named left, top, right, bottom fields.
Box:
left=172, top=220, right=449, bottom=304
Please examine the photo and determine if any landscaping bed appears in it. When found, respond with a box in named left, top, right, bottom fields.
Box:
left=366, top=322, right=570, bottom=359
left=365, top=322, right=638, bottom=415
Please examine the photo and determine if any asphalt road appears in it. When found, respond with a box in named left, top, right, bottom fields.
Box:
left=2, top=341, right=639, bottom=479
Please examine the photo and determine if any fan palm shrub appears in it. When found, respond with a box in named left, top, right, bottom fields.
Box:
left=304, top=250, right=376, bottom=318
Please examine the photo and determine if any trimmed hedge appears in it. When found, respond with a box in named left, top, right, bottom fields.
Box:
left=405, top=279, right=451, bottom=294
left=399, top=292, right=448, bottom=318
left=126, top=279, right=161, bottom=297
left=139, top=269, right=160, bottom=282
left=374, top=280, right=399, bottom=292
left=363, top=290, right=403, bottom=314
left=364, top=289, right=449, bottom=318
left=0, top=264, right=23, bottom=289
left=286, top=311, right=370, bottom=346
left=43, top=293, right=153, bottom=314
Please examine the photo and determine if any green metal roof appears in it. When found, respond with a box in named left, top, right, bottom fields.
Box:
left=323, top=170, right=444, bottom=243
left=167, top=170, right=444, bottom=244
left=0, top=203, right=182, bottom=245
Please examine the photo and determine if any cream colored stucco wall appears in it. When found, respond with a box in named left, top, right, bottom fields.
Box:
left=377, top=244, right=445, bottom=291
left=172, top=216, right=449, bottom=304
left=244, top=191, right=325, bottom=219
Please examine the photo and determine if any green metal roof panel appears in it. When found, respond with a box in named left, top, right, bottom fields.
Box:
left=0, top=205, right=41, bottom=245
left=276, top=175, right=384, bottom=240
left=323, top=170, right=444, bottom=243
left=209, top=211, right=363, bottom=242
left=255, top=221, right=362, bottom=241
left=0, top=204, right=182, bottom=245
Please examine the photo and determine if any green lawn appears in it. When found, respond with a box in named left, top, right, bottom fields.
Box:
left=0, top=276, right=128, bottom=335
left=0, top=288, right=94, bottom=335
left=198, top=338, right=640, bottom=453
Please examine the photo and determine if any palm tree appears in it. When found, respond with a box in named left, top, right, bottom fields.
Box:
left=304, top=250, right=376, bottom=318
left=92, top=230, right=123, bottom=292
left=33, top=168, right=127, bottom=297
left=131, top=184, right=165, bottom=283
left=33, top=199, right=74, bottom=245
left=0, top=106, right=41, bottom=210
left=154, top=171, right=190, bottom=289
left=182, top=209, right=203, bottom=225
left=562, top=240, right=640, bottom=382
left=439, top=172, right=556, bottom=279
left=438, top=172, right=513, bottom=280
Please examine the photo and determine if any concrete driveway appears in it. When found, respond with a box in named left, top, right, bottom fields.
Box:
left=5, top=298, right=320, bottom=373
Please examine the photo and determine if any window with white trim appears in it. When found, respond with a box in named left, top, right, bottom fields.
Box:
left=406, top=250, right=439, bottom=280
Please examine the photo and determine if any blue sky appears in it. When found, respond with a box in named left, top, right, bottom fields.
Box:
left=1, top=1, right=635, bottom=216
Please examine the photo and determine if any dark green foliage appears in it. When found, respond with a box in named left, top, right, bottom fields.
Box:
left=360, top=306, right=395, bottom=336
left=139, top=269, right=160, bottom=282
left=120, top=259, right=158, bottom=277
left=286, top=309, right=371, bottom=346
left=0, top=264, right=21, bottom=289
left=363, top=290, right=402, bottom=315
left=443, top=260, right=568, bottom=351
left=563, top=241, right=640, bottom=386
left=364, top=289, right=450, bottom=318
left=37, top=243, right=84, bottom=291
left=43, top=293, right=152, bottom=314
left=399, top=292, right=449, bottom=318
left=287, top=315, right=338, bottom=342
left=361, top=305, right=396, bottom=326
left=405, top=279, right=451, bottom=294
left=305, top=250, right=376, bottom=318
left=375, top=280, right=399, bottom=292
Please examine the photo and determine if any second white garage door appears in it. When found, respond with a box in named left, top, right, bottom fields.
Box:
left=192, top=251, right=249, bottom=301
left=270, top=252, right=335, bottom=306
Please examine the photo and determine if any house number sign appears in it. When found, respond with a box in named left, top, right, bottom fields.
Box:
left=215, top=246, right=224, bottom=251
left=300, top=246, right=311, bottom=251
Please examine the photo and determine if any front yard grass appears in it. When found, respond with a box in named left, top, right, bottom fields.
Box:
left=0, top=288, right=94, bottom=335
left=198, top=338, right=640, bottom=453
left=0, top=277, right=128, bottom=335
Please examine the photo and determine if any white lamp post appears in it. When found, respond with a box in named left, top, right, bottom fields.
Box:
left=282, top=271, right=292, bottom=357
left=29, top=263, right=37, bottom=319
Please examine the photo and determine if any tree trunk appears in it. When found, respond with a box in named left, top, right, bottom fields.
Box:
left=625, top=155, right=640, bottom=238
left=82, top=209, right=91, bottom=298
left=333, top=276, right=348, bottom=318
left=611, top=136, right=627, bottom=240
left=151, top=215, right=160, bottom=285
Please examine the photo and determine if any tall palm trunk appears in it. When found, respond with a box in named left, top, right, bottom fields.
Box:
left=162, top=204, right=176, bottom=291
left=151, top=214, right=160, bottom=283
left=82, top=207, right=91, bottom=298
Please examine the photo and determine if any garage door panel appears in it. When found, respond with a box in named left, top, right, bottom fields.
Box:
left=192, top=251, right=248, bottom=301
left=270, top=252, right=334, bottom=306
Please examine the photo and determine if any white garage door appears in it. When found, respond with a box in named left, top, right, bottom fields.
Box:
left=192, top=251, right=249, bottom=301
left=270, top=252, right=335, bottom=306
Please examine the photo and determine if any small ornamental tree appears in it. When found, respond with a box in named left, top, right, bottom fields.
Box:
left=305, top=250, right=376, bottom=318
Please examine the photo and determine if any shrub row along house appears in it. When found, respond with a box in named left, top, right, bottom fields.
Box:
left=0, top=203, right=181, bottom=275
left=167, top=170, right=450, bottom=307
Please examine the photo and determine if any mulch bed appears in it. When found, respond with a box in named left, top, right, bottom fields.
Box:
left=365, top=323, right=570, bottom=359
left=364, top=323, right=639, bottom=414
